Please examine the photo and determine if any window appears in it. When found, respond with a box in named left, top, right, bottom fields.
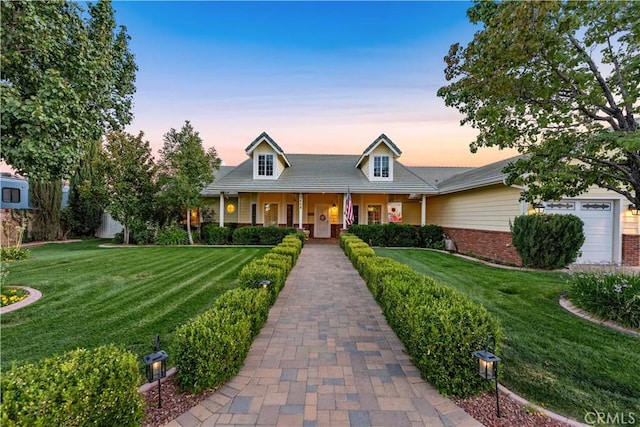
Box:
left=373, top=156, right=389, bottom=178
left=264, top=203, right=278, bottom=226
left=258, top=154, right=274, bottom=176
left=2, top=187, right=20, bottom=203
left=367, top=205, right=382, bottom=224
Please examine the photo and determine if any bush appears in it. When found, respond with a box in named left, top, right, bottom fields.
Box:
left=0, top=247, right=30, bottom=262
left=569, top=272, right=640, bottom=329
left=0, top=345, right=144, bottom=426
left=343, top=238, right=503, bottom=398
left=271, top=244, right=299, bottom=265
left=133, top=228, right=155, bottom=245
left=232, top=226, right=297, bottom=245
left=511, top=214, right=585, bottom=269
left=172, top=308, right=252, bottom=393
left=384, top=223, right=419, bottom=247
left=203, top=224, right=231, bottom=245
left=261, top=252, right=293, bottom=276
left=238, top=260, right=286, bottom=303
left=420, top=224, right=445, bottom=249
left=156, top=225, right=189, bottom=245
left=213, top=288, right=271, bottom=337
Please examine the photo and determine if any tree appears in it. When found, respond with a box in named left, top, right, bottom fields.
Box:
left=438, top=1, right=639, bottom=205
left=67, top=140, right=109, bottom=237
left=0, top=0, right=137, bottom=181
left=104, top=131, right=157, bottom=245
left=158, top=121, right=220, bottom=245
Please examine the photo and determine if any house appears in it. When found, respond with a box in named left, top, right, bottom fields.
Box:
left=201, top=132, right=640, bottom=266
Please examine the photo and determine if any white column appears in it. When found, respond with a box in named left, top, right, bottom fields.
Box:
left=421, top=194, right=426, bottom=226
left=298, top=193, right=304, bottom=229
left=219, top=192, right=225, bottom=227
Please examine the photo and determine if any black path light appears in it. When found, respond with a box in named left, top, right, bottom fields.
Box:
left=472, top=335, right=501, bottom=418
left=143, top=334, right=169, bottom=408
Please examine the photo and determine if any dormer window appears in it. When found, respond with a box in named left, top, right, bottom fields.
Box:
left=373, top=156, right=390, bottom=178
left=258, top=154, right=274, bottom=176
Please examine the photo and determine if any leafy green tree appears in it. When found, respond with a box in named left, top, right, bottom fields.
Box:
left=438, top=1, right=639, bottom=205
left=0, top=0, right=136, bottom=181
left=104, top=131, right=157, bottom=245
left=67, top=140, right=109, bottom=237
left=158, top=121, right=221, bottom=245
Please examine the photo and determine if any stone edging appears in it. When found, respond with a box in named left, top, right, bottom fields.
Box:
left=138, top=368, right=178, bottom=393
left=0, top=286, right=42, bottom=314
left=498, top=384, right=588, bottom=427
left=559, top=296, right=639, bottom=337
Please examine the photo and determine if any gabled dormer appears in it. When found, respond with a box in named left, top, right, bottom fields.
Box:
left=245, top=132, right=291, bottom=180
left=355, top=134, right=402, bottom=182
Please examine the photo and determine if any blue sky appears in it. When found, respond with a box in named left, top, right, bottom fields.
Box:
left=113, top=1, right=517, bottom=166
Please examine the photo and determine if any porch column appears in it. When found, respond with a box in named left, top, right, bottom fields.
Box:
left=421, top=194, right=426, bottom=226
left=298, top=192, right=304, bottom=229
left=219, top=192, right=225, bottom=227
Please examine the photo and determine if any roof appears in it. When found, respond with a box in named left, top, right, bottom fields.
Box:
left=244, top=132, right=291, bottom=167
left=355, top=134, right=402, bottom=168
left=436, top=155, right=524, bottom=194
left=201, top=154, right=439, bottom=196
left=409, top=166, right=474, bottom=188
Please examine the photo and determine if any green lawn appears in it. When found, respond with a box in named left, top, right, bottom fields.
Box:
left=0, top=240, right=269, bottom=370
left=376, top=248, right=640, bottom=422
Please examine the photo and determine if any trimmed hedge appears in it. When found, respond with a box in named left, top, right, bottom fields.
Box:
left=213, top=288, right=272, bottom=338
left=172, top=308, right=252, bottom=393
left=511, top=214, right=585, bottom=269
left=156, top=225, right=189, bottom=245
left=340, top=235, right=502, bottom=397
left=203, top=224, right=232, bottom=245
left=0, top=345, right=144, bottom=426
left=174, top=238, right=303, bottom=393
left=232, top=226, right=297, bottom=245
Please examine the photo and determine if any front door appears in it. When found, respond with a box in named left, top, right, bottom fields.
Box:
left=314, top=204, right=331, bottom=238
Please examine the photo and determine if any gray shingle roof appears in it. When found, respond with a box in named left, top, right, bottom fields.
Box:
left=437, top=155, right=524, bottom=194
left=201, top=154, right=438, bottom=196
left=409, top=166, right=474, bottom=188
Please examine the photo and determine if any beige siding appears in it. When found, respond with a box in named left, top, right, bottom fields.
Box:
left=360, top=157, right=370, bottom=178
left=427, top=185, right=522, bottom=232
left=253, top=142, right=284, bottom=179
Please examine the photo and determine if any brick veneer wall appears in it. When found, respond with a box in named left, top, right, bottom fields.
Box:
left=622, top=234, right=640, bottom=266
left=443, top=227, right=522, bottom=266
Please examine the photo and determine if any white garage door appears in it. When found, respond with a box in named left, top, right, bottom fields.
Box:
left=544, top=200, right=614, bottom=264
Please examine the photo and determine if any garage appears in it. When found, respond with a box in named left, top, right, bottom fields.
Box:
left=544, top=200, right=614, bottom=264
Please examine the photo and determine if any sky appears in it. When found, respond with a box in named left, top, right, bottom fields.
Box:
left=10, top=1, right=520, bottom=170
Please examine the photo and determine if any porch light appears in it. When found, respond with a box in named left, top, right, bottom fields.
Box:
left=143, top=335, right=169, bottom=408
left=472, top=335, right=501, bottom=417
left=629, top=204, right=639, bottom=215
left=533, top=202, right=545, bottom=214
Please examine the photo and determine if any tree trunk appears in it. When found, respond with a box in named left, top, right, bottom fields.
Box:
left=31, top=180, right=62, bottom=241
left=187, top=208, right=194, bottom=245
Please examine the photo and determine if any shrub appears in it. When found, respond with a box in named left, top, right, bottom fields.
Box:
left=203, top=224, right=231, bottom=245
left=0, top=345, right=144, bottom=426
left=238, top=261, right=286, bottom=304
left=420, top=224, right=445, bottom=249
left=345, top=240, right=502, bottom=398
left=271, top=244, right=299, bottom=265
left=349, top=224, right=386, bottom=246
left=569, top=272, right=640, bottom=329
left=172, top=308, right=252, bottom=393
left=156, top=225, right=189, bottom=245
left=232, top=226, right=261, bottom=245
left=339, top=233, right=362, bottom=249
left=133, top=228, right=155, bottom=245
left=261, top=252, right=293, bottom=275
left=384, top=223, right=419, bottom=247
left=511, top=214, right=585, bottom=269
left=0, top=247, right=30, bottom=262
left=213, top=288, right=271, bottom=337
left=282, top=234, right=303, bottom=250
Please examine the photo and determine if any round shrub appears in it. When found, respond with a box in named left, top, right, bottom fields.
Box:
left=203, top=224, right=231, bottom=245
left=172, top=308, right=252, bottom=393
left=511, top=214, right=585, bottom=269
left=0, top=345, right=144, bottom=426
left=156, top=225, right=189, bottom=245
left=213, top=288, right=271, bottom=338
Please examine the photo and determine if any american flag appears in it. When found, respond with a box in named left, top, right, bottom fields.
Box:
left=345, top=187, right=354, bottom=227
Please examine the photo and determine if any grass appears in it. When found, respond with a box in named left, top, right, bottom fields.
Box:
left=0, top=240, right=269, bottom=371
left=376, top=248, right=640, bottom=423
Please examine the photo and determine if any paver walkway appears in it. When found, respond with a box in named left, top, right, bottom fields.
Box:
left=164, top=242, right=481, bottom=427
